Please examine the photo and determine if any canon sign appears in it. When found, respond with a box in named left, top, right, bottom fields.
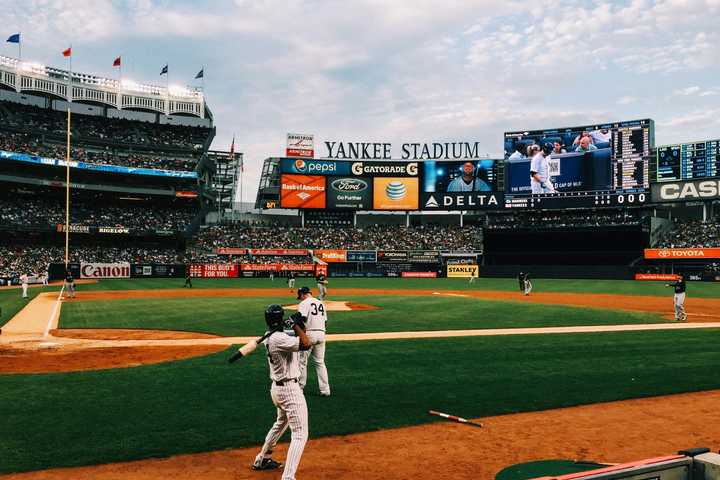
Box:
left=653, top=179, right=720, bottom=202
left=80, top=262, right=131, bottom=279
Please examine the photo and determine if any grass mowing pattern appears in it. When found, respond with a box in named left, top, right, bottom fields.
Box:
left=74, top=277, right=720, bottom=298
left=2, top=329, right=720, bottom=473
left=59, top=295, right=664, bottom=336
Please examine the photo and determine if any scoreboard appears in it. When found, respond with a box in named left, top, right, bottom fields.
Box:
left=656, top=139, right=720, bottom=182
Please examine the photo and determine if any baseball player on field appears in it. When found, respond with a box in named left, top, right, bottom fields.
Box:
left=315, top=274, right=328, bottom=301
left=518, top=272, right=532, bottom=295
left=296, top=286, right=331, bottom=397
left=666, top=275, right=687, bottom=321
left=20, top=273, right=29, bottom=298
left=64, top=271, right=75, bottom=299
left=253, top=304, right=312, bottom=479
left=288, top=271, right=296, bottom=292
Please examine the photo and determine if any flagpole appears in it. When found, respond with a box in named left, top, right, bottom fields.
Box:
left=18, top=32, right=21, bottom=60
left=65, top=107, right=71, bottom=267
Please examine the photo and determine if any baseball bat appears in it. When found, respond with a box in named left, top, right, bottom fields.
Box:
left=228, top=329, right=277, bottom=363
left=429, top=410, right=483, bottom=428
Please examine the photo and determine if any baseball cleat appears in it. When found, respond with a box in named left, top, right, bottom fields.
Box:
left=252, top=458, right=283, bottom=470
left=320, top=392, right=331, bottom=397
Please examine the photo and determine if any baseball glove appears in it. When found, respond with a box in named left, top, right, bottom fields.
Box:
left=286, top=311, right=306, bottom=331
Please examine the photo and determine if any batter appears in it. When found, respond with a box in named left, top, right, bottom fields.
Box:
left=253, top=304, right=311, bottom=479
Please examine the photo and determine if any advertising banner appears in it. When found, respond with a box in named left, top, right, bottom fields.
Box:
left=377, top=250, right=408, bottom=262
left=446, top=264, right=479, bottom=278
left=279, top=158, right=350, bottom=176
left=280, top=174, right=326, bottom=209
left=189, top=264, right=239, bottom=278
left=216, top=248, right=248, bottom=255
left=346, top=250, right=377, bottom=262
left=315, top=264, right=328, bottom=277
left=401, top=272, right=438, bottom=278
left=286, top=133, right=314, bottom=158
left=350, top=161, right=419, bottom=177
left=634, top=273, right=680, bottom=281
left=420, top=192, right=504, bottom=210
left=313, top=249, right=348, bottom=263
left=651, top=179, right=720, bottom=203
left=373, top=177, right=419, bottom=210
left=80, top=262, right=131, bottom=279
left=326, top=176, right=373, bottom=209
left=644, top=248, right=720, bottom=259
left=408, top=251, right=440, bottom=263
left=249, top=249, right=309, bottom=256
left=241, top=264, right=315, bottom=272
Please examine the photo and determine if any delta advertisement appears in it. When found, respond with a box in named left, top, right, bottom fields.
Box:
left=80, top=262, right=131, bottom=279
left=280, top=174, right=326, bottom=209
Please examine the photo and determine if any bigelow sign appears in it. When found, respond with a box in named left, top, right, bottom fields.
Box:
left=652, top=179, right=720, bottom=202
left=80, top=262, right=131, bottom=278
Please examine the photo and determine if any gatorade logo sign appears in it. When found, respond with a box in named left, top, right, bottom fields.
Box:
left=447, top=264, right=479, bottom=278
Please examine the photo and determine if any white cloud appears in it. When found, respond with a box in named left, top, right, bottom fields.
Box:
left=617, top=96, right=638, bottom=105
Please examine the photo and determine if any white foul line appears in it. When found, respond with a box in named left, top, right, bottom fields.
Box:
left=43, top=285, right=65, bottom=339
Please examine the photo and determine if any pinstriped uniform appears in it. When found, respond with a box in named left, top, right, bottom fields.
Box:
left=255, top=332, right=308, bottom=480
left=297, top=295, right=330, bottom=395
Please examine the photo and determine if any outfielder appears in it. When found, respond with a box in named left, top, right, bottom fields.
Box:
left=315, top=274, right=328, bottom=301
left=253, top=304, right=311, bottom=479
left=666, top=275, right=687, bottom=321
left=296, top=286, right=331, bottom=397
left=518, top=272, right=532, bottom=295
left=530, top=143, right=556, bottom=194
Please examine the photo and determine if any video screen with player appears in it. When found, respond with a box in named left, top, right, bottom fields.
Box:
left=422, top=160, right=499, bottom=193
left=502, top=119, right=653, bottom=208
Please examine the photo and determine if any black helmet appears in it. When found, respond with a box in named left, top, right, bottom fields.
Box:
left=265, top=304, right=284, bottom=330
left=542, top=142, right=554, bottom=155
left=296, top=286, right=311, bottom=300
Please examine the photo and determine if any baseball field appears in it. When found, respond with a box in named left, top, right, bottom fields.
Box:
left=1, top=277, right=720, bottom=479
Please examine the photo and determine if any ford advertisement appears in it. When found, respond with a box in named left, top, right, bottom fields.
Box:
left=326, top=176, right=373, bottom=209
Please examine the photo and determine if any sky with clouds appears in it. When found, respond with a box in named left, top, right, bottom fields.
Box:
left=2, top=0, right=719, bottom=202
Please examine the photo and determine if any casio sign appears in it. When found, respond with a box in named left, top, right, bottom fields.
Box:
left=659, top=180, right=720, bottom=201
left=331, top=178, right=368, bottom=192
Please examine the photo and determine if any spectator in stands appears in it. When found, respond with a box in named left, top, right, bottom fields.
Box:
left=508, top=143, right=528, bottom=161
left=552, top=141, right=567, bottom=155
left=575, top=136, right=598, bottom=153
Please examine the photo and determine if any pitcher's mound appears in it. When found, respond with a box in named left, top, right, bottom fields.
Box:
left=284, top=300, right=378, bottom=311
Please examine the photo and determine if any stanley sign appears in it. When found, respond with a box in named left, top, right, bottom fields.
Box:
left=446, top=264, right=479, bottom=278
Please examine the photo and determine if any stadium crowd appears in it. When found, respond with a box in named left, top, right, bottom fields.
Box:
left=0, top=131, right=197, bottom=171
left=0, top=101, right=211, bottom=150
left=192, top=223, right=483, bottom=252
left=486, top=210, right=645, bottom=230
left=658, top=216, right=720, bottom=248
left=0, top=196, right=196, bottom=231
left=0, top=245, right=191, bottom=278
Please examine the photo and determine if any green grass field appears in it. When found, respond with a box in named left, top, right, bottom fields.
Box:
left=2, top=277, right=720, bottom=474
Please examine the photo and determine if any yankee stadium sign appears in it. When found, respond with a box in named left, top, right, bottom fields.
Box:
left=324, top=141, right=485, bottom=160
left=652, top=179, right=720, bottom=202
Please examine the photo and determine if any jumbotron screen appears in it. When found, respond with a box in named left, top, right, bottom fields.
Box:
left=656, top=139, right=720, bottom=182
left=503, top=119, right=654, bottom=208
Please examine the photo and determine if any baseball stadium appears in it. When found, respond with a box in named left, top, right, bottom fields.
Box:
left=2, top=17, right=720, bottom=480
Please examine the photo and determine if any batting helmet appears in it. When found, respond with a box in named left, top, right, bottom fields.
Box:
left=542, top=142, right=554, bottom=155
left=265, top=304, right=284, bottom=330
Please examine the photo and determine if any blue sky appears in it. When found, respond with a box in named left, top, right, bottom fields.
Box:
left=2, top=0, right=719, bottom=201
